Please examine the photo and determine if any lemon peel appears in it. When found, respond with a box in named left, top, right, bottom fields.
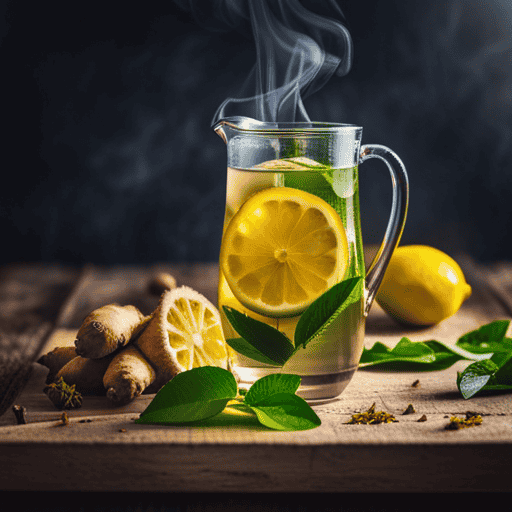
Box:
left=220, top=187, right=349, bottom=318
left=376, top=245, right=472, bottom=326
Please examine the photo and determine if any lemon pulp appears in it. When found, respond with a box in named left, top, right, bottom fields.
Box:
left=220, top=187, right=349, bottom=318
left=166, top=291, right=228, bottom=371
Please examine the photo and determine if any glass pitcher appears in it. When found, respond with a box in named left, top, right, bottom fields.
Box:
left=214, top=117, right=408, bottom=400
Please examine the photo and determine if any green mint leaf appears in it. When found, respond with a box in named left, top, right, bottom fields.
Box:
left=226, top=338, right=282, bottom=366
left=244, top=374, right=301, bottom=406
left=359, top=338, right=485, bottom=371
left=135, top=366, right=237, bottom=425
left=294, top=277, right=363, bottom=350
left=456, top=320, right=512, bottom=354
left=387, top=338, right=436, bottom=362
left=222, top=306, right=294, bottom=365
left=457, top=359, right=500, bottom=399
left=247, top=392, right=321, bottom=431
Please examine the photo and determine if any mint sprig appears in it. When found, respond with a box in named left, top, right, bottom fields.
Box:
left=359, top=338, right=491, bottom=371
left=135, top=366, right=237, bottom=424
left=294, top=277, right=363, bottom=351
left=456, top=320, right=512, bottom=354
left=223, top=276, right=363, bottom=367
left=135, top=367, right=320, bottom=431
left=457, top=351, right=512, bottom=399
left=360, top=319, right=512, bottom=399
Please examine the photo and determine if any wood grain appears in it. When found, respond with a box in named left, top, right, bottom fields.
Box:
left=0, top=260, right=511, bottom=492
left=0, top=264, right=82, bottom=417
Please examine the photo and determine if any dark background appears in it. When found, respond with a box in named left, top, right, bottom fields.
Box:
left=2, top=0, right=512, bottom=266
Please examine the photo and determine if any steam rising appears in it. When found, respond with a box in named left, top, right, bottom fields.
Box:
left=9, top=0, right=512, bottom=265
left=176, top=0, right=352, bottom=123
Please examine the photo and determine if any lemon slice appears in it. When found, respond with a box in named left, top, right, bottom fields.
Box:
left=135, top=286, right=230, bottom=383
left=220, top=187, right=349, bottom=318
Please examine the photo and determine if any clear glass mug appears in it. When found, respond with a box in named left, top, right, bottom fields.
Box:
left=214, top=117, right=409, bottom=400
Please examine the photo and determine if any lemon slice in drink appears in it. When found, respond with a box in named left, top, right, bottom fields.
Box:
left=220, top=187, right=349, bottom=318
left=136, top=286, right=230, bottom=384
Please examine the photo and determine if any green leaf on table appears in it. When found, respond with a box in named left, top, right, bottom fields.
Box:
left=135, top=366, right=237, bottom=425
left=225, top=374, right=321, bottom=431
left=244, top=373, right=301, bottom=406
left=359, top=337, right=487, bottom=371
left=222, top=306, right=294, bottom=366
left=136, top=367, right=322, bottom=432
left=247, top=392, right=321, bottom=431
left=456, top=320, right=512, bottom=354
left=457, top=359, right=500, bottom=399
left=294, top=277, right=363, bottom=351
left=457, top=351, right=512, bottom=399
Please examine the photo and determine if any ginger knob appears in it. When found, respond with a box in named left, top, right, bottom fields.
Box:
left=37, top=346, right=78, bottom=384
left=54, top=355, right=115, bottom=395
left=74, top=304, right=146, bottom=359
left=103, top=345, right=156, bottom=405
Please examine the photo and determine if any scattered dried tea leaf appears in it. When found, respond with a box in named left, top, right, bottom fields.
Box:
left=445, top=411, right=482, bottom=430
left=403, top=404, right=416, bottom=415
left=12, top=404, right=27, bottom=425
left=345, top=403, right=398, bottom=424
left=44, top=377, right=83, bottom=410
left=59, top=412, right=69, bottom=426
left=417, top=414, right=427, bottom=422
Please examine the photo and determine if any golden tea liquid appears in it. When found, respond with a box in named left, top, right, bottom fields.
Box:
left=218, top=158, right=366, bottom=400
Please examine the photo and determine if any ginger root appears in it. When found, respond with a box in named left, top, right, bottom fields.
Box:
left=74, top=304, right=146, bottom=359
left=38, top=299, right=167, bottom=406
left=38, top=346, right=78, bottom=384
left=36, top=273, right=227, bottom=408
left=103, top=345, right=156, bottom=405
left=55, top=354, right=115, bottom=395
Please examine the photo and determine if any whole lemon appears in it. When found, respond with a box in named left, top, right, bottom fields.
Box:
left=376, top=245, right=472, bottom=326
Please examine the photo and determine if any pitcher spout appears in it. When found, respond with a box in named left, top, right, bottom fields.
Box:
left=213, top=121, right=229, bottom=145
left=213, top=116, right=277, bottom=143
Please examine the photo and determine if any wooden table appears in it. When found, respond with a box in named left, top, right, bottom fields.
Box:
left=1, top=256, right=512, bottom=497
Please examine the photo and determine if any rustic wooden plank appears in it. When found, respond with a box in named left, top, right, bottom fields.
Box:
left=1, top=441, right=512, bottom=492
left=1, top=383, right=512, bottom=493
left=1, top=260, right=512, bottom=493
left=5, top=353, right=512, bottom=434
left=0, top=262, right=219, bottom=420
left=55, top=262, right=219, bottom=329
left=0, top=264, right=84, bottom=417
left=3, top=322, right=512, bottom=493
left=0, top=263, right=81, bottom=334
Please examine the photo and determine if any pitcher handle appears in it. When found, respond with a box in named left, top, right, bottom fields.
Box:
left=360, top=144, right=409, bottom=316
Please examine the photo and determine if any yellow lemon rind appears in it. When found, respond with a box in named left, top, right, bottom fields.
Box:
left=376, top=245, right=472, bottom=326
left=220, top=187, right=349, bottom=318
left=135, top=286, right=229, bottom=385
